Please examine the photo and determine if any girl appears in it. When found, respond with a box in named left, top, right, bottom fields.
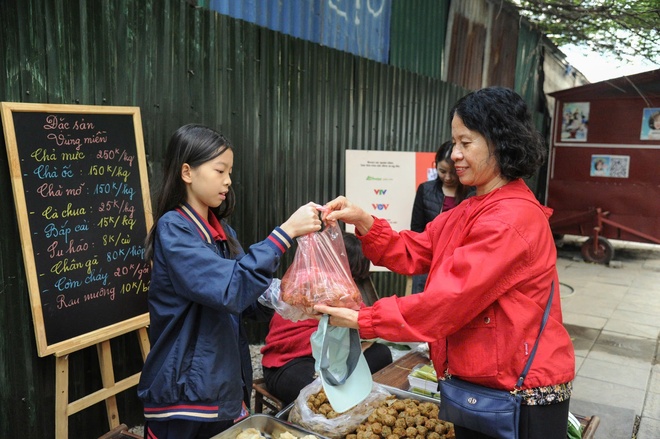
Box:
left=137, top=124, right=321, bottom=439
left=410, top=141, right=474, bottom=293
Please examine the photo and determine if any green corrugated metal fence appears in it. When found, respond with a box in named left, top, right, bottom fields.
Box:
left=0, top=1, right=468, bottom=436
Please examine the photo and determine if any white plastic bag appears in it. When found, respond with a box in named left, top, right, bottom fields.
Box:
left=287, top=377, right=391, bottom=439
left=258, top=278, right=309, bottom=322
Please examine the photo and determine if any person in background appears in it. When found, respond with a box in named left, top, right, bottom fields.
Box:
left=260, top=231, right=392, bottom=406
left=410, top=141, right=474, bottom=293
left=316, top=87, right=575, bottom=439
left=137, top=124, right=321, bottom=439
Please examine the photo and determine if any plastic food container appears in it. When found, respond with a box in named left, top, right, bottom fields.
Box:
left=407, top=363, right=440, bottom=399
left=210, top=413, right=330, bottom=439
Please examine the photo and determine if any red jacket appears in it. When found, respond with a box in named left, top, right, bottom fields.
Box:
left=357, top=179, right=575, bottom=391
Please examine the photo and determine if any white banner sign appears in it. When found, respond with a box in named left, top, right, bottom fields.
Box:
left=345, top=149, right=435, bottom=271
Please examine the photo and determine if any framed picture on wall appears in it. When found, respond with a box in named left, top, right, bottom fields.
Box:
left=560, top=102, right=590, bottom=142
left=640, top=108, right=660, bottom=140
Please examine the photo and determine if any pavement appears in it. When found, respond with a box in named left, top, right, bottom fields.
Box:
left=556, top=236, right=660, bottom=439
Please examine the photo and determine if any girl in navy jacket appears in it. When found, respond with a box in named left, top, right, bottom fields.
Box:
left=137, top=124, right=321, bottom=439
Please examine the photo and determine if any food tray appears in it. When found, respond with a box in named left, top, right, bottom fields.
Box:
left=275, top=383, right=440, bottom=420
left=210, top=413, right=330, bottom=439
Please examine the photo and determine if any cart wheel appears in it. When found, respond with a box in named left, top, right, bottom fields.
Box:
left=580, top=237, right=615, bottom=264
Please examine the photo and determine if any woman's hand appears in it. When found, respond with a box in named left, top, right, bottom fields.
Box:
left=313, top=304, right=360, bottom=329
left=322, top=196, right=374, bottom=235
left=280, top=202, right=322, bottom=238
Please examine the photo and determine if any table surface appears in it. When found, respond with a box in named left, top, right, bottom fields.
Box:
left=372, top=349, right=430, bottom=390
left=371, top=349, right=600, bottom=439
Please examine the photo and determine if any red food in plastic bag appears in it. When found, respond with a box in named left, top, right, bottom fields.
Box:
left=280, top=223, right=363, bottom=317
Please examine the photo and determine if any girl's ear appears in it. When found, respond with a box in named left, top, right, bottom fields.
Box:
left=181, top=163, right=192, bottom=184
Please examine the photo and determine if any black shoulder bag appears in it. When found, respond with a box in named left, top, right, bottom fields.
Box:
left=438, top=281, right=555, bottom=439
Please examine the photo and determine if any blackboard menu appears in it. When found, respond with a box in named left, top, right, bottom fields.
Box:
left=1, top=103, right=152, bottom=357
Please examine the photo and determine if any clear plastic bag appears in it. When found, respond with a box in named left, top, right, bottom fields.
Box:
left=257, top=278, right=310, bottom=322
left=280, top=223, right=363, bottom=319
left=287, top=377, right=392, bottom=439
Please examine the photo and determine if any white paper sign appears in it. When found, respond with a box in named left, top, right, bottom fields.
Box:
left=345, top=149, right=434, bottom=271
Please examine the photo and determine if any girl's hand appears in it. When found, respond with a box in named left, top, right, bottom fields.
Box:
left=313, top=304, right=360, bottom=329
left=280, top=202, right=322, bottom=238
left=322, top=196, right=374, bottom=235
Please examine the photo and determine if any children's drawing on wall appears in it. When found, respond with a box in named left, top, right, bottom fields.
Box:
left=590, top=154, right=630, bottom=178
left=560, top=102, right=589, bottom=141
left=640, top=108, right=660, bottom=140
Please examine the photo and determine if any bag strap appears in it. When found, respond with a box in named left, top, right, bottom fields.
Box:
left=318, top=314, right=362, bottom=386
left=516, top=280, right=555, bottom=389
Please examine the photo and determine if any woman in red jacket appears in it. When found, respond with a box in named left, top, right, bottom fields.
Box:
left=316, top=87, right=575, bottom=439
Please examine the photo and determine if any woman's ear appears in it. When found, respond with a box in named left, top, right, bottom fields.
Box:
left=181, top=163, right=192, bottom=183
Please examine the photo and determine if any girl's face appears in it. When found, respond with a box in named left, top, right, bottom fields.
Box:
left=436, top=159, right=458, bottom=188
left=653, top=117, right=660, bottom=130
left=183, top=148, right=233, bottom=215
left=451, top=115, right=502, bottom=195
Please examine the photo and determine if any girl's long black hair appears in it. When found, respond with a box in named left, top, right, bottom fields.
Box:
left=144, top=124, right=240, bottom=260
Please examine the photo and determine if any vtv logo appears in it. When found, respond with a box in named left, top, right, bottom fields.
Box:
left=373, top=189, right=387, bottom=195
left=372, top=203, right=389, bottom=210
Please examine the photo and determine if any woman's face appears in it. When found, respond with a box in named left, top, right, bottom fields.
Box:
left=436, top=160, right=458, bottom=188
left=653, top=117, right=660, bottom=130
left=451, top=115, right=502, bottom=195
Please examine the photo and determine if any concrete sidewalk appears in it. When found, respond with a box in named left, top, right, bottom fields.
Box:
left=557, top=236, right=660, bottom=439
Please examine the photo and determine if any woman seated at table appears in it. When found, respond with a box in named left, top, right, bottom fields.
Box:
left=260, top=232, right=393, bottom=406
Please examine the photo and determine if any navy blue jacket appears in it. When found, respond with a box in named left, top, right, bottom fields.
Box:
left=137, top=203, right=292, bottom=422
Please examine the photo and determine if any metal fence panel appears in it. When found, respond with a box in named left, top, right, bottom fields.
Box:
left=0, top=1, right=468, bottom=436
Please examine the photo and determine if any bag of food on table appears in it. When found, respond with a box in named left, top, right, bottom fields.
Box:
left=287, top=377, right=391, bottom=439
left=280, top=223, right=363, bottom=320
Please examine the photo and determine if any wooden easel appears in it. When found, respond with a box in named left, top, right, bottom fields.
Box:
left=54, top=327, right=150, bottom=439
left=1, top=103, right=154, bottom=438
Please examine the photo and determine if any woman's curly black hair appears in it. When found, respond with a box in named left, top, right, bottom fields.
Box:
left=449, top=86, right=547, bottom=180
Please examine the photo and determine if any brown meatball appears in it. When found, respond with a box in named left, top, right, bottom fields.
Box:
left=424, top=419, right=438, bottom=430
left=381, top=414, right=397, bottom=427
left=393, top=427, right=407, bottom=437
left=370, top=422, right=383, bottom=435
left=392, top=400, right=406, bottom=411
left=404, top=406, right=420, bottom=417
left=326, top=410, right=339, bottom=419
